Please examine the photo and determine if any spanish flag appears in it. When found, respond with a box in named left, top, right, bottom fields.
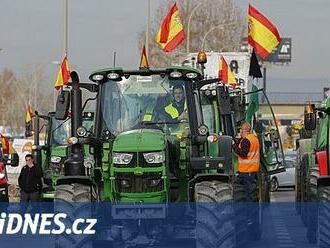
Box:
left=219, top=57, right=236, bottom=86
left=54, top=55, right=71, bottom=90
left=248, top=5, right=281, bottom=59
left=25, top=104, right=33, bottom=137
left=139, top=45, right=149, bottom=68
left=0, top=134, right=16, bottom=155
left=155, top=2, right=185, bottom=52
left=0, top=134, right=9, bottom=155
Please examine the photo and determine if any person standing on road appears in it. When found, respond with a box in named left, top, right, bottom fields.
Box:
left=232, top=122, right=260, bottom=201
left=18, top=154, right=43, bottom=202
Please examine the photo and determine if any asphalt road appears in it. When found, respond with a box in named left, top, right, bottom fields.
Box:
left=247, top=188, right=317, bottom=248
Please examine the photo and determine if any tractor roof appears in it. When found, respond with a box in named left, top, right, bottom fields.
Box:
left=89, top=66, right=203, bottom=83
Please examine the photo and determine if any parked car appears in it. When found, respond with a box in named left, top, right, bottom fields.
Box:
left=270, top=152, right=296, bottom=191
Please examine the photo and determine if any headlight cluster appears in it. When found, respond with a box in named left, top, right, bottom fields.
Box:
left=0, top=173, right=5, bottom=180
left=113, top=153, right=133, bottom=165
left=50, top=156, right=63, bottom=174
left=143, top=151, right=165, bottom=164
left=50, top=156, right=61, bottom=164
left=113, top=151, right=165, bottom=165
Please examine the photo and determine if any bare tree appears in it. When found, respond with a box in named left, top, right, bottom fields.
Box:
left=0, top=67, right=53, bottom=135
left=138, top=0, right=246, bottom=67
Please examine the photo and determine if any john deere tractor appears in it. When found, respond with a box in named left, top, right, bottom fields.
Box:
left=296, top=98, right=330, bottom=246
left=30, top=111, right=94, bottom=201
left=53, top=63, right=284, bottom=247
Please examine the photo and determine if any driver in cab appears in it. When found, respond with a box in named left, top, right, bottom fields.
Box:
left=142, top=85, right=188, bottom=123
left=163, top=85, right=187, bottom=122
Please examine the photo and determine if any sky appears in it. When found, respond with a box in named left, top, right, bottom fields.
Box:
left=1, top=0, right=330, bottom=93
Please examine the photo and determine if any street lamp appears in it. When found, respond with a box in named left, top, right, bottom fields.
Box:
left=201, top=22, right=237, bottom=50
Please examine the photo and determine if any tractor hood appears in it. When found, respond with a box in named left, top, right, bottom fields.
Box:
left=113, top=129, right=166, bottom=152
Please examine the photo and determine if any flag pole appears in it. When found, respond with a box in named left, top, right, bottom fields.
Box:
left=146, top=0, right=150, bottom=57
left=64, top=0, right=68, bottom=56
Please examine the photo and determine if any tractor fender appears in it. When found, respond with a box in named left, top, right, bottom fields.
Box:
left=56, top=176, right=94, bottom=186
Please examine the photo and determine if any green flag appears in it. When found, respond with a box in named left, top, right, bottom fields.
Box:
left=245, top=84, right=259, bottom=124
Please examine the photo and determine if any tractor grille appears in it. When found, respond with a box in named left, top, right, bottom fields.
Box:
left=114, top=172, right=163, bottom=193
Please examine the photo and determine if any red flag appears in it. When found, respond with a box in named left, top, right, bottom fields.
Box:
left=54, top=56, right=71, bottom=90
left=155, top=3, right=185, bottom=52
left=219, top=57, right=236, bottom=86
left=248, top=5, right=281, bottom=59
left=0, top=134, right=10, bottom=155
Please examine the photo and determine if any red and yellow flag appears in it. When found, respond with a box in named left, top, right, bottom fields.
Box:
left=155, top=2, right=185, bottom=52
left=25, top=104, right=33, bottom=124
left=219, top=57, right=236, bottom=86
left=139, top=45, right=149, bottom=68
left=25, top=104, right=33, bottom=137
left=54, top=56, right=71, bottom=90
left=0, top=134, right=9, bottom=154
left=248, top=4, right=281, bottom=59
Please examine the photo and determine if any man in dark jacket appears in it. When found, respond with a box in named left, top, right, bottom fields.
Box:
left=18, top=154, right=42, bottom=201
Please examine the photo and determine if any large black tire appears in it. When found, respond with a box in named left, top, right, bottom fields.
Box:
left=54, top=183, right=96, bottom=248
left=318, top=185, right=330, bottom=248
left=233, top=181, right=249, bottom=247
left=301, top=154, right=309, bottom=226
left=296, top=139, right=311, bottom=215
left=194, top=180, right=235, bottom=248
left=306, top=167, right=319, bottom=243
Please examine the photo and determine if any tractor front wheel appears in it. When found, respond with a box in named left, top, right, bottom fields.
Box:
left=194, top=180, right=235, bottom=248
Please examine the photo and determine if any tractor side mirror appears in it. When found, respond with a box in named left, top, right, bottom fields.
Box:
left=304, top=112, right=316, bottom=131
left=55, top=90, right=70, bottom=120
left=5, top=153, right=19, bottom=167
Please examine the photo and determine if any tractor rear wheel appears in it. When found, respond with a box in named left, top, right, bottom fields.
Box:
left=306, top=167, right=319, bottom=244
left=194, top=180, right=234, bottom=248
left=318, top=185, right=330, bottom=248
left=54, top=183, right=96, bottom=248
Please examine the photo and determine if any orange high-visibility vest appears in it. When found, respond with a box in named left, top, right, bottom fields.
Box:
left=238, top=133, right=260, bottom=173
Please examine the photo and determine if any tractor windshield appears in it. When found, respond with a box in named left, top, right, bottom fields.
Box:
left=51, top=117, right=71, bottom=146
left=100, top=75, right=189, bottom=134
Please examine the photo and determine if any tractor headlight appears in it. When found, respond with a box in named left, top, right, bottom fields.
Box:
left=0, top=173, right=5, bottom=180
left=77, top=126, right=87, bottom=137
left=107, top=72, right=120, bottom=80
left=92, top=74, right=104, bottom=81
left=113, top=153, right=133, bottom=165
left=50, top=156, right=61, bottom=164
left=198, top=125, right=208, bottom=136
left=84, top=158, right=95, bottom=169
left=143, top=151, right=165, bottom=164
left=185, top=72, right=198, bottom=79
left=169, top=71, right=182, bottom=78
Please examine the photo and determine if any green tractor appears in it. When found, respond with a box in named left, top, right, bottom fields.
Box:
left=53, top=65, right=284, bottom=247
left=296, top=98, right=330, bottom=246
left=30, top=111, right=94, bottom=201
